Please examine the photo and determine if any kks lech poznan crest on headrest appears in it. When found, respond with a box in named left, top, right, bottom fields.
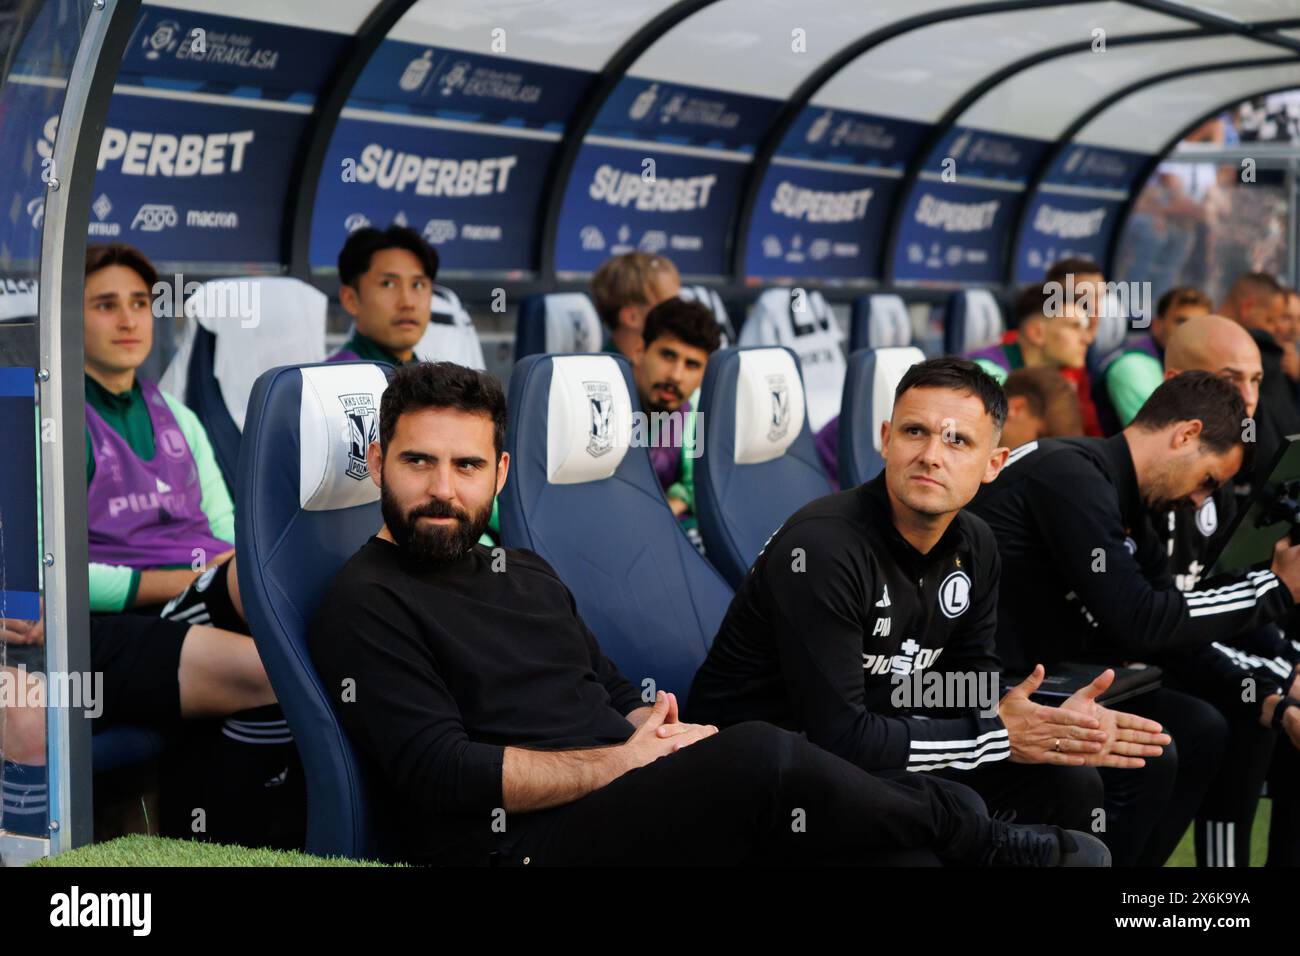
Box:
left=339, top=392, right=378, bottom=480
left=584, top=380, right=614, bottom=457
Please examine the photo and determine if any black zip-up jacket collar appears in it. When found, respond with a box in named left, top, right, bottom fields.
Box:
left=860, top=473, right=966, bottom=580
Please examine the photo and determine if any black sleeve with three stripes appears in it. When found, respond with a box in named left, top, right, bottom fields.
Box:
left=1159, top=620, right=1300, bottom=719
left=1174, top=570, right=1295, bottom=654
left=1020, top=461, right=1294, bottom=658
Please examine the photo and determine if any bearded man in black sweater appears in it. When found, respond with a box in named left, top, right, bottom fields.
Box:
left=308, top=361, right=1109, bottom=867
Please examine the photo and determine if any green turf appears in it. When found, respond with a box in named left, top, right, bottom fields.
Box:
left=28, top=834, right=392, bottom=867
left=1165, top=798, right=1271, bottom=867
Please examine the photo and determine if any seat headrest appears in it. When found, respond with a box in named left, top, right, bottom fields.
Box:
left=1093, top=293, right=1129, bottom=354
left=185, top=276, right=329, bottom=429
left=544, top=293, right=603, bottom=354
left=546, top=354, right=633, bottom=484
left=734, top=348, right=806, bottom=465
left=420, top=282, right=485, bottom=369
left=0, top=279, right=38, bottom=322
left=864, top=294, right=912, bottom=349
left=431, top=283, right=465, bottom=319
left=952, top=289, right=1003, bottom=352
left=679, top=284, right=733, bottom=345
left=185, top=276, right=328, bottom=333
left=869, top=346, right=927, bottom=452
left=750, top=287, right=842, bottom=340
left=298, top=363, right=389, bottom=511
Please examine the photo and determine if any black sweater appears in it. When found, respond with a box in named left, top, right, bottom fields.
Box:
left=308, top=537, right=642, bottom=862
left=688, top=475, right=1009, bottom=773
left=968, top=435, right=1293, bottom=673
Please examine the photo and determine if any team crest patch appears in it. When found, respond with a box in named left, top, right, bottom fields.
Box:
left=938, top=570, right=971, bottom=619
left=339, top=393, right=378, bottom=481
left=1196, top=497, right=1218, bottom=537
left=158, top=427, right=189, bottom=460
left=767, top=374, right=790, bottom=442
left=584, top=380, right=614, bottom=457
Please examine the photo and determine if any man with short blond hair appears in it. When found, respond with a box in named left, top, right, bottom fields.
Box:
left=589, top=252, right=681, bottom=360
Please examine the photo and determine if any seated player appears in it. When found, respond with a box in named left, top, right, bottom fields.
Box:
left=1219, top=272, right=1300, bottom=482
left=0, top=245, right=283, bottom=839
left=81, top=243, right=242, bottom=626
left=1144, top=316, right=1300, bottom=866
left=968, top=371, right=1300, bottom=865
left=590, top=252, right=681, bottom=361
left=968, top=284, right=1099, bottom=435
left=308, top=361, right=1108, bottom=866
left=689, top=358, right=1166, bottom=836
left=1099, top=286, right=1212, bottom=429
left=328, top=225, right=438, bottom=367
left=632, top=298, right=720, bottom=532
left=969, top=284, right=1090, bottom=384
left=56, top=243, right=296, bottom=845
left=1001, top=367, right=1084, bottom=449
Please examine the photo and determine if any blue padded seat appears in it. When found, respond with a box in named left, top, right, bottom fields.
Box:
left=514, top=292, right=604, bottom=361
left=694, top=346, right=833, bottom=588
left=236, top=360, right=391, bottom=860
left=837, top=346, right=927, bottom=488
left=498, top=352, right=733, bottom=703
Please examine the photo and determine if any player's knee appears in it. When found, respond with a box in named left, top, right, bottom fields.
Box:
left=716, top=720, right=797, bottom=787
left=1046, top=765, right=1104, bottom=830
left=1, top=695, right=47, bottom=765
left=925, top=775, right=988, bottom=819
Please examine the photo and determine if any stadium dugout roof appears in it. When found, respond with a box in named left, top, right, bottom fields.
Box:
left=6, top=0, right=1300, bottom=304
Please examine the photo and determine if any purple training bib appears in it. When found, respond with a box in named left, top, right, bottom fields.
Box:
left=86, top=377, right=230, bottom=569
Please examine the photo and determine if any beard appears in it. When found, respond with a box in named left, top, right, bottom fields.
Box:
left=643, top=381, right=684, bottom=413
left=1144, top=465, right=1200, bottom=514
left=380, top=482, right=493, bottom=566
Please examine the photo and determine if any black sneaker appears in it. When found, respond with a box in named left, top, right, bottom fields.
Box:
left=986, top=821, right=1112, bottom=867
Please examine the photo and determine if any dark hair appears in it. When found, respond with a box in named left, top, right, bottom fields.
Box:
left=1045, top=257, right=1103, bottom=285
left=1226, top=271, right=1282, bottom=302
left=380, top=362, right=507, bottom=458
left=85, top=242, right=158, bottom=290
left=338, top=225, right=439, bottom=289
left=1156, top=285, right=1212, bottom=317
left=1004, top=367, right=1083, bottom=437
left=642, top=297, right=722, bottom=354
left=895, top=357, right=1007, bottom=431
left=1130, top=370, right=1247, bottom=455
left=1014, top=283, right=1052, bottom=324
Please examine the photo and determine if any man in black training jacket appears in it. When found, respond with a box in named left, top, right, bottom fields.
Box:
left=968, top=370, right=1300, bottom=866
left=690, top=358, right=1168, bottom=837
left=309, top=361, right=1110, bottom=866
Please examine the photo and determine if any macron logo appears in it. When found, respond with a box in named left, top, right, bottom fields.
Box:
left=50, top=886, right=151, bottom=936
left=875, top=585, right=891, bottom=608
